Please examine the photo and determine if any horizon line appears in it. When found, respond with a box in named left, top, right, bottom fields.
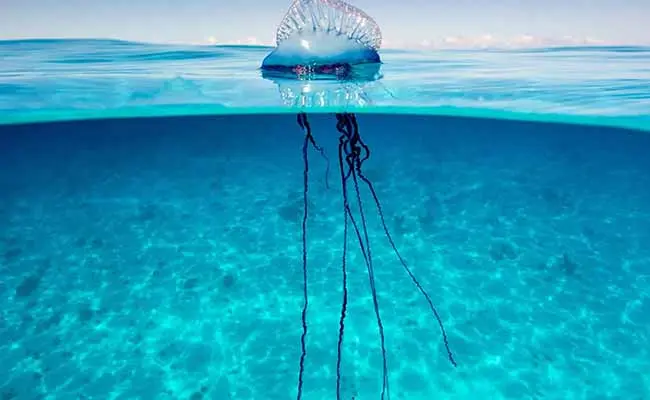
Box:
left=1, top=35, right=649, bottom=50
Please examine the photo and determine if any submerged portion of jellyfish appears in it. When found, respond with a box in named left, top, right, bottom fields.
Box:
left=261, top=0, right=382, bottom=78
left=262, top=62, right=382, bottom=108
left=295, top=113, right=457, bottom=400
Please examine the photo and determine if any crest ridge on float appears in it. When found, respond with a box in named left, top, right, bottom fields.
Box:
left=261, top=0, right=382, bottom=71
left=275, top=0, right=382, bottom=51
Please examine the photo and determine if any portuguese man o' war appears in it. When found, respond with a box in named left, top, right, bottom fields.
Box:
left=262, top=1, right=457, bottom=399
left=261, top=0, right=382, bottom=80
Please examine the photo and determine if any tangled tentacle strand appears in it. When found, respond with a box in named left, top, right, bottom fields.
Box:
left=294, top=112, right=455, bottom=400
left=345, top=113, right=458, bottom=368
left=336, top=113, right=390, bottom=400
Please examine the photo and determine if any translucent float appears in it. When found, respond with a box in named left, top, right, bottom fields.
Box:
left=261, top=0, right=383, bottom=81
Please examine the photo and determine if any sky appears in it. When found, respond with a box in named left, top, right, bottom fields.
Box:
left=1, top=0, right=649, bottom=48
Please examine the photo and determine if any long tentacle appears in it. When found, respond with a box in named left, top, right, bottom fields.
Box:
left=296, top=111, right=455, bottom=400
left=348, top=113, right=458, bottom=368
left=335, top=133, right=350, bottom=400
left=351, top=167, right=390, bottom=400
left=296, top=112, right=310, bottom=400
left=337, top=113, right=390, bottom=400
left=299, top=113, right=331, bottom=189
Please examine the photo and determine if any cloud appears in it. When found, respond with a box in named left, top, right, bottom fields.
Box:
left=382, top=34, right=609, bottom=49
left=204, top=36, right=273, bottom=46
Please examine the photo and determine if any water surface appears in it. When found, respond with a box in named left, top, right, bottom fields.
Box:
left=1, top=39, right=649, bottom=129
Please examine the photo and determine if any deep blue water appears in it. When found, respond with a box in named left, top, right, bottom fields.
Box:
left=1, top=38, right=650, bottom=399
left=1, top=113, right=649, bottom=399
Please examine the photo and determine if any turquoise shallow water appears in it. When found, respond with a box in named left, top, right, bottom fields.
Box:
left=1, top=39, right=650, bottom=400
left=0, top=39, right=649, bottom=130
left=2, top=114, right=650, bottom=400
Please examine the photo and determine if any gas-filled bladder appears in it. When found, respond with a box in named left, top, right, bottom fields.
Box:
left=260, top=0, right=383, bottom=81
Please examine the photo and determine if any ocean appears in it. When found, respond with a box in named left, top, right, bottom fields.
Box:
left=1, top=39, right=649, bottom=400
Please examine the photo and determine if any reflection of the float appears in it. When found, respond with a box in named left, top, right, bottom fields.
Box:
left=261, top=62, right=383, bottom=108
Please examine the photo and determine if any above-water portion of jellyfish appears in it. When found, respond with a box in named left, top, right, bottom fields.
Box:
left=261, top=2, right=458, bottom=400
left=261, top=0, right=383, bottom=80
